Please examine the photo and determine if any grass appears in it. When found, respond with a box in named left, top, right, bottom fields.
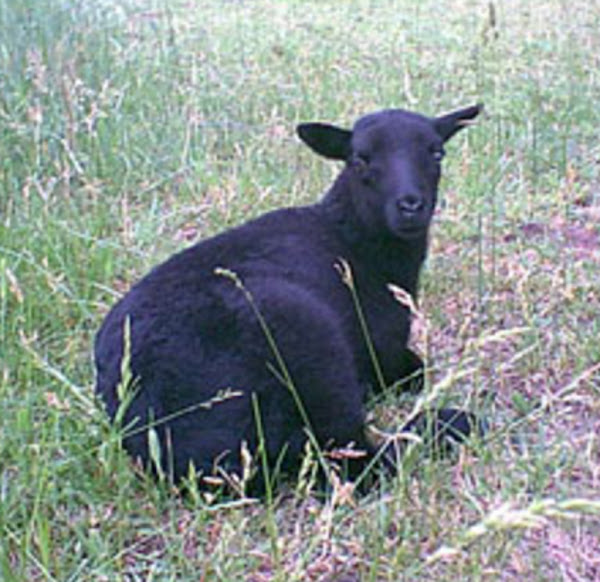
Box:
left=1, top=0, right=599, bottom=579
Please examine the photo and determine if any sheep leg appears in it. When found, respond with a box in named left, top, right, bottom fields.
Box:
left=395, top=348, right=425, bottom=393
left=373, top=408, right=485, bottom=471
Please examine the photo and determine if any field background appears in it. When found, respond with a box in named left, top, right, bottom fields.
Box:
left=1, top=0, right=600, bottom=580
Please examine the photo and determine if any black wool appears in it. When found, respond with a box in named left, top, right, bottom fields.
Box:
left=95, top=104, right=483, bottom=490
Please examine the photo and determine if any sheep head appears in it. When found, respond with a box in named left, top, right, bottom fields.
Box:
left=297, top=104, right=482, bottom=241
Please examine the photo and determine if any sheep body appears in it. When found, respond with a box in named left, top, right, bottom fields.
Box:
left=95, top=105, right=482, bottom=487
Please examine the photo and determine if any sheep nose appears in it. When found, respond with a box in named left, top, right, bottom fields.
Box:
left=397, top=195, right=424, bottom=215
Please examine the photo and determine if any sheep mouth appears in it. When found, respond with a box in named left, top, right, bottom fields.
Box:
left=391, top=218, right=431, bottom=240
left=386, top=206, right=432, bottom=240
left=395, top=225, right=429, bottom=240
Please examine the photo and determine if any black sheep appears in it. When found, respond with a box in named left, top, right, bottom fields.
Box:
left=94, top=104, right=483, bottom=491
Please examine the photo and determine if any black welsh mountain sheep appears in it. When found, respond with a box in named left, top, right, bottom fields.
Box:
left=95, top=103, right=483, bottom=492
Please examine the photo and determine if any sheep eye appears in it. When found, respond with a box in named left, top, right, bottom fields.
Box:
left=352, top=154, right=370, bottom=171
left=431, top=148, right=445, bottom=163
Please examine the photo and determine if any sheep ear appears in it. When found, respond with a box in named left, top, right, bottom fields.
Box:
left=434, top=104, right=483, bottom=142
left=296, top=123, right=352, bottom=161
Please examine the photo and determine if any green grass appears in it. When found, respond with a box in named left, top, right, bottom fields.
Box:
left=1, top=0, right=600, bottom=579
